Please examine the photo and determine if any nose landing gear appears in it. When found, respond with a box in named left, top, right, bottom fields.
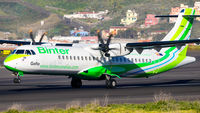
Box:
left=13, top=72, right=23, bottom=83
left=13, top=78, right=21, bottom=83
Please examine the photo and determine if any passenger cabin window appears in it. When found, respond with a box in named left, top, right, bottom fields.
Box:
left=149, top=59, right=152, bottom=63
left=119, top=57, right=122, bottom=62
left=123, top=58, right=127, bottom=62
left=16, top=50, right=25, bottom=54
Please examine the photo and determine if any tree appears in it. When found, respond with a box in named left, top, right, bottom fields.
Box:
left=153, top=33, right=166, bottom=41
left=115, top=28, right=138, bottom=39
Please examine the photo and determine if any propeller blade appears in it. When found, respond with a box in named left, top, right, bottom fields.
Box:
left=97, top=30, right=105, bottom=45
left=106, top=33, right=113, bottom=47
left=39, top=32, right=47, bottom=44
left=29, top=30, right=36, bottom=45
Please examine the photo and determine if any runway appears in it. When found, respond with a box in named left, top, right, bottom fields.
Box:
left=0, top=51, right=200, bottom=111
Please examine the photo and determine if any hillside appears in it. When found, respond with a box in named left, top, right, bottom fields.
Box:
left=0, top=0, right=49, bottom=37
left=1, top=0, right=200, bottom=39
left=22, top=0, right=200, bottom=39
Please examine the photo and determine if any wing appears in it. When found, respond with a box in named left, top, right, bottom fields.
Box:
left=0, top=40, right=31, bottom=45
left=126, top=39, right=200, bottom=53
left=0, top=40, right=73, bottom=46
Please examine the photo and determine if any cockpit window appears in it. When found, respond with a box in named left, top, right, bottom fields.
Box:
left=25, top=50, right=32, bottom=55
left=11, top=50, right=17, bottom=54
left=15, top=50, right=25, bottom=54
left=31, top=50, right=36, bottom=55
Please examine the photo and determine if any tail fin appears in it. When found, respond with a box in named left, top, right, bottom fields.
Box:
left=162, top=8, right=195, bottom=41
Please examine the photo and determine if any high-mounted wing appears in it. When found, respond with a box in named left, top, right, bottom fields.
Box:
left=0, top=40, right=73, bottom=46
left=0, top=40, right=31, bottom=46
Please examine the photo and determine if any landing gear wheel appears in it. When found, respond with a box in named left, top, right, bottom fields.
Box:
left=106, top=79, right=117, bottom=89
left=71, top=78, right=82, bottom=88
left=13, top=78, right=21, bottom=83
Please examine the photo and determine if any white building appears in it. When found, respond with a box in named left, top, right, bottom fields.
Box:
left=64, top=10, right=109, bottom=20
left=120, top=10, right=138, bottom=26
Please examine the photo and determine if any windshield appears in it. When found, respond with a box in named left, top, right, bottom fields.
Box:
left=13, top=49, right=36, bottom=55
left=31, top=50, right=36, bottom=55
left=15, top=50, right=25, bottom=54
left=11, top=49, right=17, bottom=54
left=25, top=50, right=32, bottom=55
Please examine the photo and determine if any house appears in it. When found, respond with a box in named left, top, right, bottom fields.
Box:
left=169, top=4, right=188, bottom=23
left=64, top=10, right=109, bottom=20
left=120, top=10, right=137, bottom=26
left=194, top=2, right=200, bottom=21
left=70, top=27, right=89, bottom=37
left=109, top=26, right=128, bottom=35
left=81, top=36, right=98, bottom=44
left=101, top=30, right=110, bottom=39
left=144, top=14, right=159, bottom=27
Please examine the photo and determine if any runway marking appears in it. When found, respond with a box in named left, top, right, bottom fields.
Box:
left=118, top=83, right=200, bottom=89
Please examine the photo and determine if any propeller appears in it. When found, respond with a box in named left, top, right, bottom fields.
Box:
left=97, top=30, right=113, bottom=57
left=29, top=30, right=47, bottom=45
left=29, top=30, right=36, bottom=45
left=39, top=32, right=47, bottom=44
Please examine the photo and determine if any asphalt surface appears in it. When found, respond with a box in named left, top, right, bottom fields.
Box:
left=0, top=51, right=200, bottom=111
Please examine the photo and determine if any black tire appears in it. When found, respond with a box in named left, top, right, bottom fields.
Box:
left=106, top=79, right=117, bottom=89
left=13, top=78, right=21, bottom=83
left=71, top=78, right=82, bottom=88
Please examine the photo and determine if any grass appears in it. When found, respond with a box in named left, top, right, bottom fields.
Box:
left=2, top=101, right=200, bottom=113
left=1, top=92, right=199, bottom=113
left=188, top=45, right=200, bottom=50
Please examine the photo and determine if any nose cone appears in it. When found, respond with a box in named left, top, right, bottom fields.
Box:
left=3, top=55, right=19, bottom=72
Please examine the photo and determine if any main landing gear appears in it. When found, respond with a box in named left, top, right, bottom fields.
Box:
left=105, top=75, right=117, bottom=89
left=13, top=77, right=21, bottom=83
left=71, top=77, right=82, bottom=88
left=13, top=72, right=23, bottom=83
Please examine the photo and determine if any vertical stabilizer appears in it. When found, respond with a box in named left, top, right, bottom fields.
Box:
left=162, top=8, right=195, bottom=41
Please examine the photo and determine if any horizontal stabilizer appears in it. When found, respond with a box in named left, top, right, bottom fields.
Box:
left=126, top=39, right=200, bottom=49
left=155, top=15, right=200, bottom=18
left=155, top=15, right=178, bottom=18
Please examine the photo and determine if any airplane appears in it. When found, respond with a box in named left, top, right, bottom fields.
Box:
left=1, top=8, right=200, bottom=88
